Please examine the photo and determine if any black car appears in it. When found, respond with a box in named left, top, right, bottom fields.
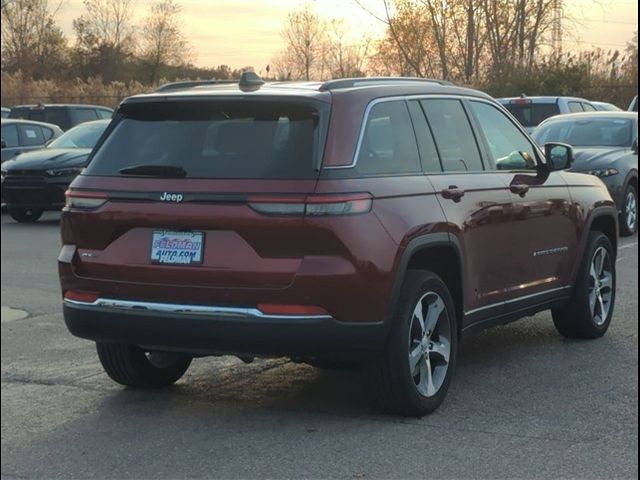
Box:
left=8, top=104, right=113, bottom=131
left=532, top=111, right=638, bottom=236
left=1, top=119, right=110, bottom=222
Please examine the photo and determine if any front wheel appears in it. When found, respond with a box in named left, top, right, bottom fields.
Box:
left=368, top=270, right=458, bottom=417
left=620, top=185, right=638, bottom=237
left=552, top=232, right=616, bottom=339
left=9, top=208, right=43, bottom=223
left=96, top=342, right=192, bottom=388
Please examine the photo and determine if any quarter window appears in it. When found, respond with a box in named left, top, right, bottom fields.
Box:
left=420, top=99, right=483, bottom=172
left=355, top=100, right=421, bottom=175
left=568, top=102, right=584, bottom=113
left=469, top=101, right=537, bottom=170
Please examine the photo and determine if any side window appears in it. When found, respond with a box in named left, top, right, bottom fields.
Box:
left=18, top=125, right=45, bottom=146
left=568, top=101, right=584, bottom=113
left=97, top=109, right=113, bottom=119
left=355, top=100, right=421, bottom=175
left=582, top=102, right=597, bottom=112
left=73, top=108, right=99, bottom=124
left=41, top=127, right=55, bottom=141
left=468, top=101, right=538, bottom=170
left=407, top=100, right=442, bottom=172
left=44, top=109, right=69, bottom=130
left=420, top=99, right=483, bottom=172
left=1, top=125, right=19, bottom=147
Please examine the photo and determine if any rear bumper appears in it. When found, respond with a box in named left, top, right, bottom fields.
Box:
left=63, top=299, right=390, bottom=358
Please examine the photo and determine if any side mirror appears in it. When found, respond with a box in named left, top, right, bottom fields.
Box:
left=44, top=139, right=53, bottom=148
left=545, top=142, right=574, bottom=171
left=0, top=139, right=6, bottom=149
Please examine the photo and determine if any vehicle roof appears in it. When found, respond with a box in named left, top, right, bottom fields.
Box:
left=498, top=96, right=590, bottom=103
left=121, top=80, right=494, bottom=105
left=538, top=111, right=638, bottom=124
left=1, top=118, right=64, bottom=130
left=10, top=104, right=114, bottom=110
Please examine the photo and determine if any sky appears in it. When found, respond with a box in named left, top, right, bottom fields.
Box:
left=55, top=0, right=639, bottom=71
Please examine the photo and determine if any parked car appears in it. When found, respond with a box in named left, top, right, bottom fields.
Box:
left=1, top=107, right=10, bottom=118
left=1, top=119, right=110, bottom=222
left=60, top=75, right=619, bottom=416
left=8, top=104, right=113, bottom=131
left=1, top=118, right=64, bottom=163
left=532, top=112, right=638, bottom=236
left=629, top=96, right=638, bottom=112
left=498, top=95, right=597, bottom=133
left=592, top=101, right=622, bottom=112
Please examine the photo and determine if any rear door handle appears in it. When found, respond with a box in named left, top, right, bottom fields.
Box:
left=441, top=186, right=465, bottom=202
left=510, top=184, right=530, bottom=197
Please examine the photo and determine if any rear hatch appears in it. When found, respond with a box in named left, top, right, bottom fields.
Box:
left=63, top=96, right=331, bottom=290
left=503, top=99, right=560, bottom=130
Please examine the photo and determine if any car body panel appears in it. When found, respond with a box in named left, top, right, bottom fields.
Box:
left=58, top=81, right=619, bottom=358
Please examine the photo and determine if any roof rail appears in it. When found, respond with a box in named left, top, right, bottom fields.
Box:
left=318, top=77, right=454, bottom=91
left=155, top=79, right=237, bottom=92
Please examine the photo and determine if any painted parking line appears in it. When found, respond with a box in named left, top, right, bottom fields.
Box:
left=1, top=306, right=28, bottom=323
left=619, top=241, right=638, bottom=250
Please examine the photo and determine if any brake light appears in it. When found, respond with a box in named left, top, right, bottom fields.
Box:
left=64, top=290, right=100, bottom=303
left=257, top=304, right=329, bottom=316
left=65, top=190, right=108, bottom=210
left=512, top=98, right=532, bottom=105
left=248, top=193, right=372, bottom=216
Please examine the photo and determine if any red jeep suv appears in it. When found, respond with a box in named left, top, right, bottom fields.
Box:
left=59, top=75, right=618, bottom=416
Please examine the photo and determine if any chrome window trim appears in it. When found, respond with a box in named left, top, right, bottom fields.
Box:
left=64, top=298, right=333, bottom=320
left=464, top=285, right=572, bottom=316
left=324, top=94, right=539, bottom=170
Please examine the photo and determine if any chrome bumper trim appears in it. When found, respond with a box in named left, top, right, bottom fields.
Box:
left=64, top=298, right=333, bottom=320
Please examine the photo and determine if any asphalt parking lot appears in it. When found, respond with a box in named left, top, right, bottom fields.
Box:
left=1, top=211, right=638, bottom=479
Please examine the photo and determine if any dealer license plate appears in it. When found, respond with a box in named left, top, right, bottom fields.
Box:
left=151, top=230, right=204, bottom=265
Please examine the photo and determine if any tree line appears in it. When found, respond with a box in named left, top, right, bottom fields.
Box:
left=1, top=0, right=247, bottom=84
left=1, top=0, right=637, bottom=108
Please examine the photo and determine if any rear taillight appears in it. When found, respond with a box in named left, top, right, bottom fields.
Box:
left=64, top=190, right=108, bottom=210
left=248, top=193, right=372, bottom=216
left=64, top=290, right=100, bottom=303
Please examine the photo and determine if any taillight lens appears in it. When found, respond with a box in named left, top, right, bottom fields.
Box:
left=64, top=290, right=100, bottom=303
left=65, top=190, right=108, bottom=210
left=248, top=193, right=372, bottom=216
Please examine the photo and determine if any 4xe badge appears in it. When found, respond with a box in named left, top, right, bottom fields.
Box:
left=159, top=192, right=183, bottom=203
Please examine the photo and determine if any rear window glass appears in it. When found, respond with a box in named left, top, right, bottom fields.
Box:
left=504, top=103, right=560, bottom=127
left=85, top=100, right=326, bottom=179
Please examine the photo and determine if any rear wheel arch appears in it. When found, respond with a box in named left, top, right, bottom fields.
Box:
left=388, top=234, right=465, bottom=339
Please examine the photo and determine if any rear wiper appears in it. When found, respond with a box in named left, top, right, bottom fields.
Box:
left=119, top=165, right=187, bottom=177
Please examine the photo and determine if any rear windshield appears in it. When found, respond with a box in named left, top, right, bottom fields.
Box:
left=504, top=102, right=560, bottom=127
left=85, top=100, right=327, bottom=179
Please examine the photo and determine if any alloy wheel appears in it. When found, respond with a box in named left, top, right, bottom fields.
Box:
left=408, top=292, right=451, bottom=397
left=588, top=246, right=614, bottom=326
left=625, top=190, right=637, bottom=233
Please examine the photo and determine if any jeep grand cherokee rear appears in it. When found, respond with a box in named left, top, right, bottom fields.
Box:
left=60, top=76, right=618, bottom=416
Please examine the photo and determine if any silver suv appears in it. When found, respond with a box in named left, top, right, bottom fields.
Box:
left=498, top=95, right=597, bottom=133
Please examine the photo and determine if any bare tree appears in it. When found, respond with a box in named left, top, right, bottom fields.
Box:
left=140, top=0, right=192, bottom=84
left=1, top=0, right=67, bottom=79
left=325, top=19, right=370, bottom=78
left=274, top=4, right=328, bottom=80
left=73, top=0, right=135, bottom=80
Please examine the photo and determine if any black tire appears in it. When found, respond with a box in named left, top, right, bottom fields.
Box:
left=552, top=232, right=616, bottom=339
left=368, top=270, right=458, bottom=417
left=96, top=342, right=192, bottom=388
left=9, top=208, right=43, bottom=223
left=619, top=184, right=638, bottom=237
